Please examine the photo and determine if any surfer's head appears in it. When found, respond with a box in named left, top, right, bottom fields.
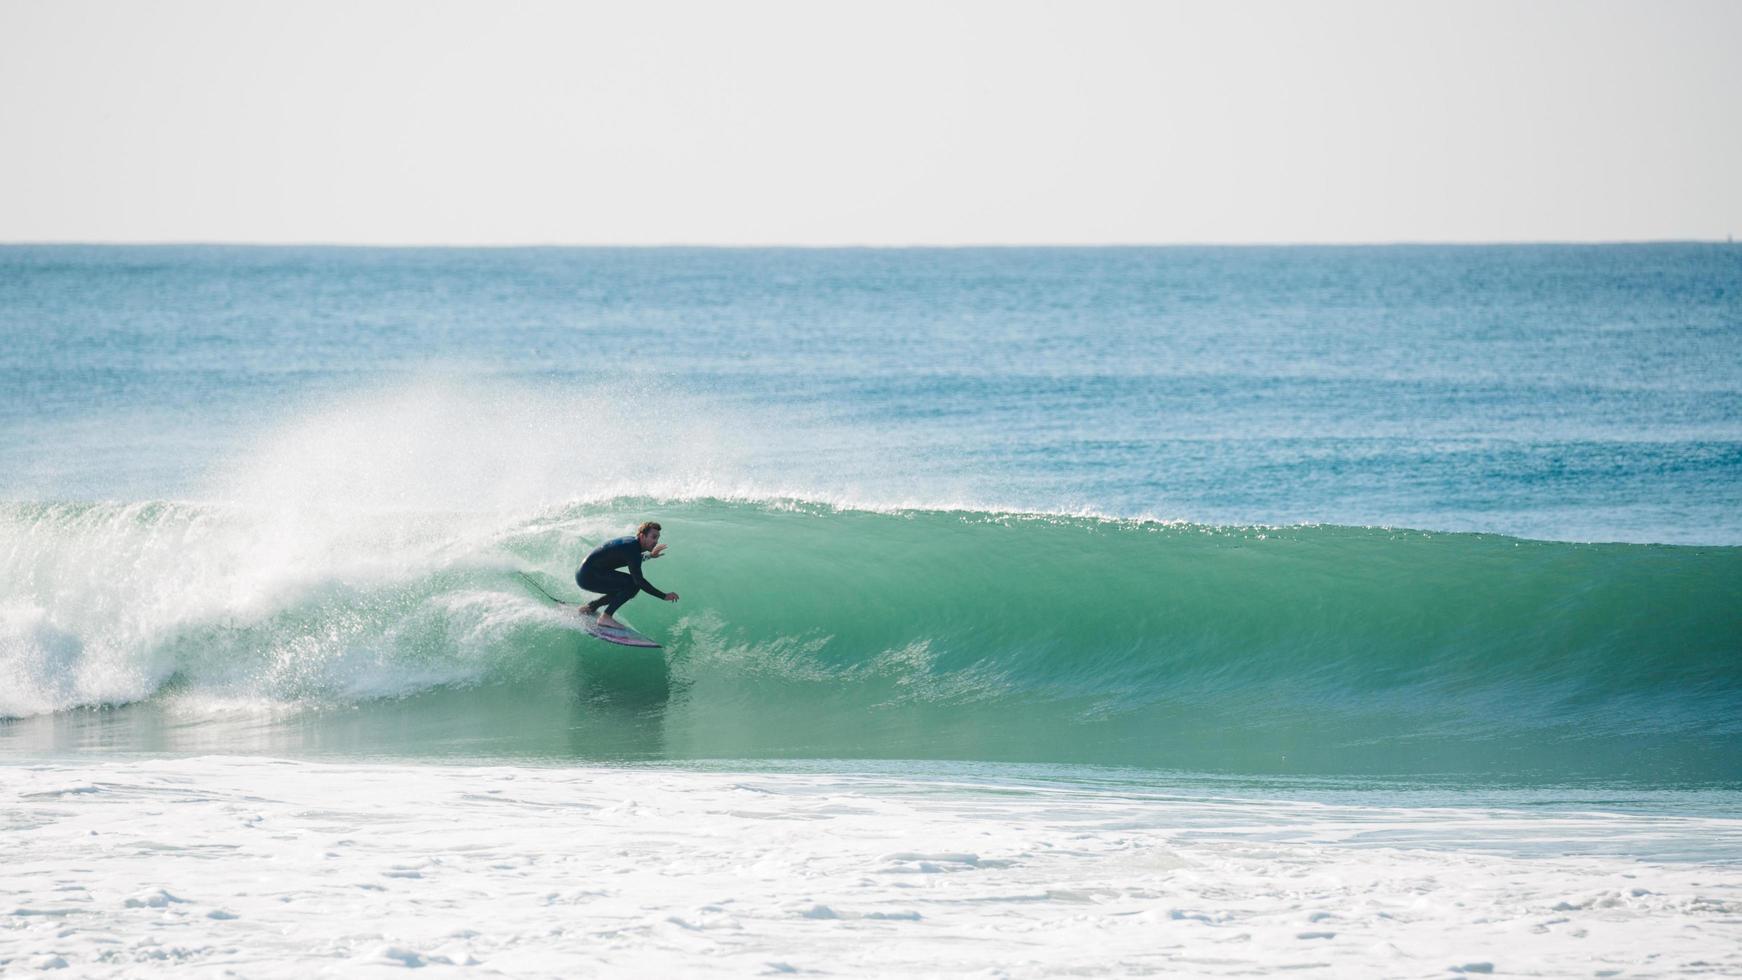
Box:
left=637, top=521, right=662, bottom=549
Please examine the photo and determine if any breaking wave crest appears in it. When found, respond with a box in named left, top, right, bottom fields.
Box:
left=3, top=496, right=1738, bottom=780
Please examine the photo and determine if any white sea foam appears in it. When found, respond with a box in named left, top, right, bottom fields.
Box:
left=2, top=758, right=1738, bottom=977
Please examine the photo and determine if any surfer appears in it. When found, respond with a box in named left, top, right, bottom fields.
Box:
left=576, top=521, right=679, bottom=629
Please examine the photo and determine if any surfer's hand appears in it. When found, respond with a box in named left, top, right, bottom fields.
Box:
left=664, top=592, right=679, bottom=602
left=648, top=543, right=668, bottom=559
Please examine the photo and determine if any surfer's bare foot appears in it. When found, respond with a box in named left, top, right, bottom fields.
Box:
left=597, top=614, right=624, bottom=630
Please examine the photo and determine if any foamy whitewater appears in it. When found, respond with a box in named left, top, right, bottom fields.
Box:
left=3, top=245, right=1739, bottom=975
left=6, top=759, right=1741, bottom=977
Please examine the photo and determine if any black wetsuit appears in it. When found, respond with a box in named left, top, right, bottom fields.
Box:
left=576, top=536, right=665, bottom=616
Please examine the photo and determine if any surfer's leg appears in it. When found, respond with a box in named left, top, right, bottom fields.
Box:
left=597, top=579, right=640, bottom=628
left=600, top=581, right=638, bottom=616
left=580, top=569, right=638, bottom=618
left=576, top=569, right=605, bottom=613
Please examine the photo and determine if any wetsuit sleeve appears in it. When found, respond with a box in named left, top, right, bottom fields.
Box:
left=628, top=551, right=665, bottom=599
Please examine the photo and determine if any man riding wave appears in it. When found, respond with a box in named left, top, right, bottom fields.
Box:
left=577, top=521, right=679, bottom=629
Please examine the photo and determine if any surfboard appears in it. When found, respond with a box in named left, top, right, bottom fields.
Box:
left=516, top=572, right=663, bottom=649
left=573, top=606, right=662, bottom=649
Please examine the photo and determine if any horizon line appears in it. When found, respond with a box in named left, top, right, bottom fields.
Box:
left=1, top=238, right=1735, bottom=250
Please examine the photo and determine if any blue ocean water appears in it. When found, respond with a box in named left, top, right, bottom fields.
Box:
left=2, top=244, right=1739, bottom=783
left=5, top=244, right=1739, bottom=540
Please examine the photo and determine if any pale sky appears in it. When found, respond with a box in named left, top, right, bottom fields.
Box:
left=1, top=0, right=1737, bottom=245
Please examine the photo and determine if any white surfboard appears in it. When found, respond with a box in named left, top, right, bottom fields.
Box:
left=516, top=572, right=662, bottom=649
left=573, top=606, right=662, bottom=649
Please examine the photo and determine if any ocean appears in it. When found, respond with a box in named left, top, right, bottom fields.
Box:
left=2, top=244, right=1739, bottom=975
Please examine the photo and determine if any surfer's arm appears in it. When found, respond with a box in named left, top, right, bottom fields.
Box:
left=628, top=554, right=667, bottom=599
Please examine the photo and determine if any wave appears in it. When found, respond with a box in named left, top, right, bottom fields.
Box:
left=3, top=497, right=1738, bottom=780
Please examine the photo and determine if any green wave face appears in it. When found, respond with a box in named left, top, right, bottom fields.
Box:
left=4, top=499, right=1739, bottom=781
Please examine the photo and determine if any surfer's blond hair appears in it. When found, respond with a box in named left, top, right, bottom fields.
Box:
left=637, top=521, right=662, bottom=536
